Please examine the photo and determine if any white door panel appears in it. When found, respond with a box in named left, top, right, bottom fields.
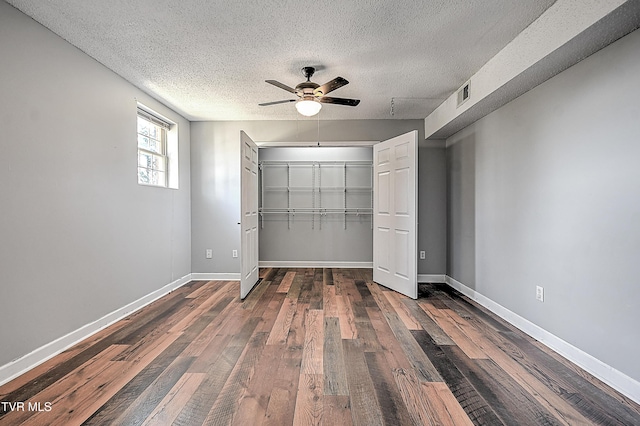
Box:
left=373, top=131, right=418, bottom=299
left=395, top=168, right=409, bottom=214
left=378, top=227, right=390, bottom=272
left=378, top=171, right=390, bottom=214
left=394, top=230, right=410, bottom=279
left=378, top=147, right=391, bottom=164
left=240, top=131, right=259, bottom=299
left=395, top=142, right=409, bottom=160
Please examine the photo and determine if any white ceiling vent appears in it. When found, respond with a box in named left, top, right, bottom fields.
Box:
left=457, top=81, right=471, bottom=107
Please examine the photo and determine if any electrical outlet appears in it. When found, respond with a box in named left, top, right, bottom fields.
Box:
left=205, top=249, right=213, bottom=259
left=232, top=250, right=238, bottom=258
left=419, top=250, right=426, bottom=260
left=536, top=286, right=544, bottom=302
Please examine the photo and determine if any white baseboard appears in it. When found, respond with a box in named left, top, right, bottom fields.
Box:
left=190, top=273, right=240, bottom=281
left=418, top=274, right=446, bottom=283
left=445, top=275, right=640, bottom=405
left=259, top=261, right=373, bottom=268
left=0, top=273, right=192, bottom=387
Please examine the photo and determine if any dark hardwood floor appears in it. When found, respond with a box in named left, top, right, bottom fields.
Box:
left=1, top=268, right=639, bottom=425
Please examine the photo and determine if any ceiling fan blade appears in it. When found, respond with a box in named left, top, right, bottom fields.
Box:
left=314, top=77, right=349, bottom=96
left=265, top=80, right=296, bottom=93
left=259, top=99, right=296, bottom=106
left=319, top=97, right=360, bottom=106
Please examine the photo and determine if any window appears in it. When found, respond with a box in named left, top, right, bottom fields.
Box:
left=137, top=106, right=177, bottom=188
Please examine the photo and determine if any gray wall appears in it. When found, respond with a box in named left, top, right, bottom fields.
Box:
left=190, top=119, right=445, bottom=274
left=0, top=3, right=191, bottom=367
left=446, top=28, right=640, bottom=381
left=418, top=141, right=447, bottom=275
left=446, top=136, right=475, bottom=285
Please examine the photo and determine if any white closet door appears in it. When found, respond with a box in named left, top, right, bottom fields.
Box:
left=373, top=131, right=418, bottom=299
left=240, top=131, right=259, bottom=299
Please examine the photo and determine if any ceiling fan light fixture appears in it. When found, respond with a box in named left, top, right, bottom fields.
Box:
left=295, top=99, right=322, bottom=116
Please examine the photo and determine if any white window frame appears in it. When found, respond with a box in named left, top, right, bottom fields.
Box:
left=137, top=105, right=178, bottom=189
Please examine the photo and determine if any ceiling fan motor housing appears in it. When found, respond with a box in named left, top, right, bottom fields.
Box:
left=296, top=81, right=320, bottom=100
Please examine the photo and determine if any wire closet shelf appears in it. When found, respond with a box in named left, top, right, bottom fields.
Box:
left=258, top=160, right=373, bottom=229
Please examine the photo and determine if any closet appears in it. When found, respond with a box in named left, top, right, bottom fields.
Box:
left=257, top=147, right=373, bottom=266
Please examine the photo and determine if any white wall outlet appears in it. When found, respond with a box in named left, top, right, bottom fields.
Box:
left=205, top=249, right=213, bottom=259
left=232, top=250, right=238, bottom=258
left=420, top=250, right=426, bottom=260
left=536, top=286, right=544, bottom=302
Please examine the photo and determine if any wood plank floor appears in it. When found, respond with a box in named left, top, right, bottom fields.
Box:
left=1, top=268, right=639, bottom=425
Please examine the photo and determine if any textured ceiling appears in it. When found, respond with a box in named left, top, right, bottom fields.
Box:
left=6, top=0, right=556, bottom=121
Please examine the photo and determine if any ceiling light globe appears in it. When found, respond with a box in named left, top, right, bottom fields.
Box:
left=295, top=99, right=322, bottom=116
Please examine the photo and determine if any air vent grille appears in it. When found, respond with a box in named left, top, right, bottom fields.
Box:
left=457, top=82, right=470, bottom=107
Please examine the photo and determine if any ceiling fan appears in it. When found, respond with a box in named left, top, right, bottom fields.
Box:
left=259, top=66, right=360, bottom=116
